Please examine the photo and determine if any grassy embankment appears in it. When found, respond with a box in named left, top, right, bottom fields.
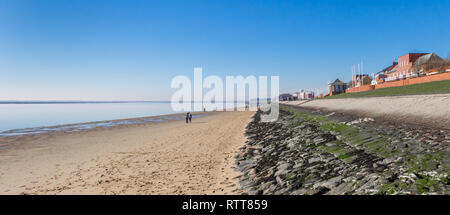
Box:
left=325, top=79, right=450, bottom=99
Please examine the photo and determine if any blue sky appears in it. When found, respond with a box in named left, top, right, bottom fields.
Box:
left=1, top=0, right=449, bottom=101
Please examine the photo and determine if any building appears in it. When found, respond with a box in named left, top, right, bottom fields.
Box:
left=413, top=53, right=449, bottom=75
left=351, top=74, right=370, bottom=87
left=279, top=93, right=294, bottom=101
left=378, top=53, right=450, bottom=82
left=292, top=92, right=300, bottom=100
left=328, top=79, right=348, bottom=96
left=298, top=90, right=315, bottom=99
left=344, top=52, right=450, bottom=93
left=374, top=62, right=397, bottom=84
left=305, top=91, right=315, bottom=99
left=386, top=53, right=427, bottom=81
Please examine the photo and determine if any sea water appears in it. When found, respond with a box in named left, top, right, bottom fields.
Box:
left=0, top=101, right=251, bottom=136
left=0, top=102, right=183, bottom=135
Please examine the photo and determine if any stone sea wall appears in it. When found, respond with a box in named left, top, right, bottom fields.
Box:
left=236, top=105, right=449, bottom=195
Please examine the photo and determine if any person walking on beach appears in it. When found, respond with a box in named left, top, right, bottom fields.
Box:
left=189, top=113, right=192, bottom=123
left=186, top=112, right=190, bottom=124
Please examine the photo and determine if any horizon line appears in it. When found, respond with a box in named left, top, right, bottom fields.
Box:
left=0, top=99, right=273, bottom=104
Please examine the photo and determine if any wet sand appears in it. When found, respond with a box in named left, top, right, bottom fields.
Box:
left=0, top=111, right=254, bottom=194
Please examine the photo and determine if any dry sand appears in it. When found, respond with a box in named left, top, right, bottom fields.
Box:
left=0, top=111, right=254, bottom=194
left=285, top=94, right=450, bottom=129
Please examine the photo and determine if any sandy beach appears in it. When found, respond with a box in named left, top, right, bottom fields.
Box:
left=0, top=111, right=254, bottom=194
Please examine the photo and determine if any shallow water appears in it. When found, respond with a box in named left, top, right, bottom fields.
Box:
left=0, top=102, right=183, bottom=135
left=0, top=101, right=252, bottom=136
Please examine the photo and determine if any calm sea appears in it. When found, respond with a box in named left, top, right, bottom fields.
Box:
left=0, top=101, right=252, bottom=136
left=0, top=102, right=181, bottom=134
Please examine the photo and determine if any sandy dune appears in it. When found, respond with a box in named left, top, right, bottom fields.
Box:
left=285, top=94, right=450, bottom=129
left=0, top=111, right=254, bottom=194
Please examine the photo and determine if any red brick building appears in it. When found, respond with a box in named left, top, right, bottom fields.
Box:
left=386, top=53, right=427, bottom=81
left=328, top=79, right=348, bottom=96
left=375, top=62, right=397, bottom=84
left=345, top=52, right=450, bottom=94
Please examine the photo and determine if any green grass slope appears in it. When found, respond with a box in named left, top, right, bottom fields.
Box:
left=325, top=79, right=450, bottom=99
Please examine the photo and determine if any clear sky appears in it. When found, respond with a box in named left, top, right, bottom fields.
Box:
left=1, top=0, right=449, bottom=101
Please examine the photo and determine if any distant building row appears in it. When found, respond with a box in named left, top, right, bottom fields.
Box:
left=279, top=90, right=315, bottom=101
left=374, top=53, right=449, bottom=84
left=328, top=52, right=450, bottom=96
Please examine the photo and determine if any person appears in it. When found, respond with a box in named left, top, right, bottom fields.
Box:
left=186, top=112, right=190, bottom=124
left=189, top=113, right=192, bottom=123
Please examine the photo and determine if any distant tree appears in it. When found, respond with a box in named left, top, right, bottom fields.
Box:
left=348, top=76, right=372, bottom=86
left=362, top=76, right=372, bottom=85
left=447, top=52, right=450, bottom=61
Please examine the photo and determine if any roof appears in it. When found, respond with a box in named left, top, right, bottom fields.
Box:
left=386, top=65, right=398, bottom=74
left=400, top=53, right=429, bottom=59
left=329, top=79, right=347, bottom=85
left=413, top=53, right=446, bottom=66
left=377, top=62, right=398, bottom=74
left=279, top=93, right=293, bottom=97
left=406, top=53, right=428, bottom=55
